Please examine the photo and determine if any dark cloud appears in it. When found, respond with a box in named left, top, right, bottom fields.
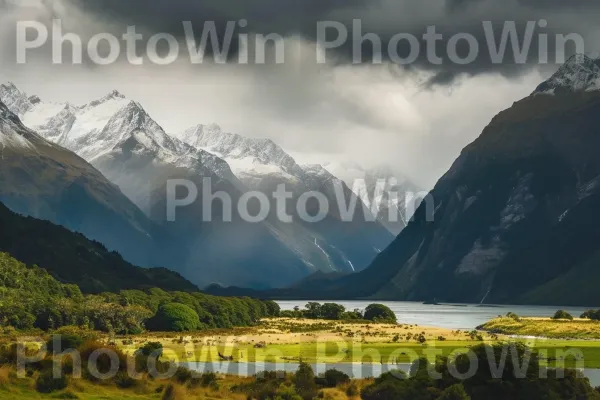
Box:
left=48, top=0, right=600, bottom=85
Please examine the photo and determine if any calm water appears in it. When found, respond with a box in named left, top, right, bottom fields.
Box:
left=181, top=300, right=599, bottom=385
left=277, top=300, right=586, bottom=329
left=182, top=361, right=600, bottom=387
left=276, top=300, right=590, bottom=330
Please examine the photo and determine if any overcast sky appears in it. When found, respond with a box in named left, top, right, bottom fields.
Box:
left=1, top=0, right=599, bottom=188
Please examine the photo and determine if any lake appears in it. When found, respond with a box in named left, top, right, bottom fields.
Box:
left=276, top=300, right=590, bottom=330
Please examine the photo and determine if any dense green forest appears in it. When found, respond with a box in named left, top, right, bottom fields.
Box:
left=0, top=252, right=279, bottom=333
left=0, top=202, right=197, bottom=293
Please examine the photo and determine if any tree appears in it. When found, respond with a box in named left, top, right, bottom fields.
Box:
left=303, top=302, right=323, bottom=319
left=439, top=384, right=471, bottom=400
left=294, top=362, right=318, bottom=400
left=320, top=303, right=346, bottom=320
left=147, top=303, right=200, bottom=332
left=553, top=310, right=574, bottom=320
left=364, top=304, right=397, bottom=323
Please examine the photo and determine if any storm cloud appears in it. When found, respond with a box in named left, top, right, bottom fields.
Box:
left=0, top=1, right=598, bottom=188
left=48, top=0, right=600, bottom=85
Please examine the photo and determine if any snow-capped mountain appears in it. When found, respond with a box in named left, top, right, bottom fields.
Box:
left=534, top=54, right=600, bottom=94
left=176, top=123, right=395, bottom=270
left=0, top=97, right=157, bottom=267
left=176, top=124, right=309, bottom=189
left=323, top=161, right=422, bottom=234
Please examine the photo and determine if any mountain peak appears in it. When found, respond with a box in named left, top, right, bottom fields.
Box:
left=534, top=54, right=600, bottom=95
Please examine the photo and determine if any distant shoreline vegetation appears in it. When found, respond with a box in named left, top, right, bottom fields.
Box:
left=280, top=302, right=397, bottom=324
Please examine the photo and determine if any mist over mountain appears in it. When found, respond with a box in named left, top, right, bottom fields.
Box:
left=0, top=83, right=403, bottom=289
left=224, top=55, right=600, bottom=306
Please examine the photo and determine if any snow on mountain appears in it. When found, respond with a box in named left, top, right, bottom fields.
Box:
left=534, top=54, right=600, bottom=94
left=175, top=124, right=307, bottom=187
left=0, top=100, right=36, bottom=150
left=0, top=86, right=235, bottom=185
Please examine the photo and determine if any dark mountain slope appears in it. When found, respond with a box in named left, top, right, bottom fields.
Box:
left=0, top=99, right=157, bottom=267
left=0, top=200, right=197, bottom=293
left=274, top=56, right=600, bottom=306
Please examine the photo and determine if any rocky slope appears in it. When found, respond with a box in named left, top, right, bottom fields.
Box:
left=286, top=54, right=600, bottom=306
left=1, top=84, right=395, bottom=287
left=0, top=97, right=157, bottom=267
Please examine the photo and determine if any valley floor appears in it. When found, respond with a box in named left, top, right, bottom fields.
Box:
left=117, top=318, right=600, bottom=368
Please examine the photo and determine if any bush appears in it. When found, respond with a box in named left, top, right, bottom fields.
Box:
left=294, top=362, right=318, bottom=400
left=553, top=310, right=574, bottom=320
left=320, top=303, right=346, bottom=320
left=506, top=312, right=520, bottom=321
left=162, top=383, right=186, bottom=400
left=147, top=303, right=200, bottom=332
left=46, top=334, right=84, bottom=353
left=364, top=304, right=397, bottom=323
left=581, top=310, right=600, bottom=321
left=173, top=367, right=193, bottom=384
left=321, top=369, right=350, bottom=388
left=35, top=370, right=68, bottom=393
left=136, top=342, right=164, bottom=359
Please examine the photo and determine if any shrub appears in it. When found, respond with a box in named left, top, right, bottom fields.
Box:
left=553, top=310, right=574, bottom=320
left=162, top=383, right=186, bottom=400
left=294, top=362, right=318, bottom=400
left=46, top=334, right=84, bottom=353
left=114, top=371, right=138, bottom=389
left=173, top=367, right=193, bottom=384
left=581, top=310, right=600, bottom=321
left=136, top=342, right=164, bottom=359
left=438, top=383, right=471, bottom=400
left=345, top=382, right=359, bottom=396
left=364, top=304, right=397, bottom=323
left=506, top=312, right=520, bottom=321
left=35, top=370, right=68, bottom=393
left=147, top=303, right=200, bottom=332
left=321, top=369, right=350, bottom=388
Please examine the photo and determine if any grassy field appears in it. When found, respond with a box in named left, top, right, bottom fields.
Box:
left=113, top=318, right=600, bottom=368
left=479, top=317, right=600, bottom=339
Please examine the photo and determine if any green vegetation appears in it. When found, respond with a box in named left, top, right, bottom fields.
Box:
left=553, top=310, right=574, bottom=320
left=582, top=310, right=600, bottom=321
left=0, top=202, right=196, bottom=293
left=280, top=302, right=395, bottom=323
left=0, top=252, right=279, bottom=333
left=361, top=343, right=600, bottom=400
left=147, top=303, right=200, bottom=332
left=364, top=304, right=397, bottom=323
left=479, top=316, right=600, bottom=339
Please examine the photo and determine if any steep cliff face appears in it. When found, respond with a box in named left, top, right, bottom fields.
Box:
left=288, top=55, right=600, bottom=306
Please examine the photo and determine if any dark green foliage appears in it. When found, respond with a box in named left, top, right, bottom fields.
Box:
left=506, top=312, right=520, bottom=321
left=362, top=343, right=600, bottom=400
left=0, top=202, right=197, bottom=294
left=294, top=362, right=318, bottom=400
left=553, top=310, right=574, bottom=320
left=136, top=342, right=164, bottom=359
left=146, top=303, right=200, bottom=332
left=364, top=304, right=397, bottom=322
left=320, top=303, right=346, bottom=320
left=0, top=252, right=279, bottom=333
left=581, top=310, right=600, bottom=320
left=317, top=369, right=350, bottom=388
left=35, top=370, right=68, bottom=393
left=46, top=334, right=84, bottom=353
